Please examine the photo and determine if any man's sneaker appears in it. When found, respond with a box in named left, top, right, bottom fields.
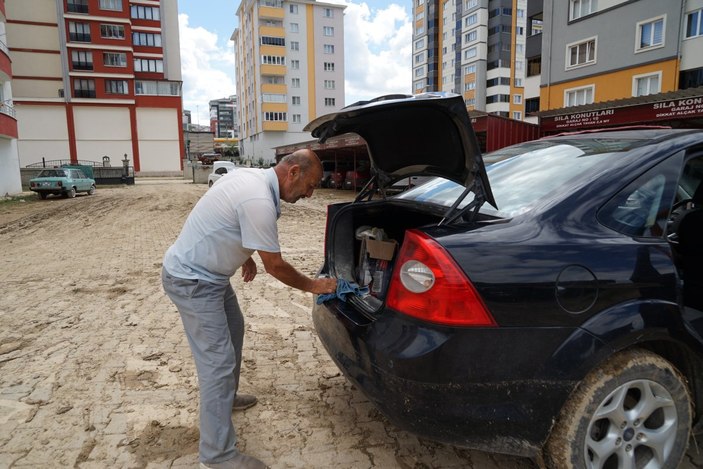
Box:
left=232, top=393, right=258, bottom=411
left=199, top=452, right=268, bottom=469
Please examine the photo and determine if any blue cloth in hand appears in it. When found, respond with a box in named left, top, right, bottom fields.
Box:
left=316, top=278, right=369, bottom=304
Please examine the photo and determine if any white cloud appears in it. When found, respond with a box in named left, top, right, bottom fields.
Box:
left=179, top=14, right=236, bottom=125
left=340, top=1, right=412, bottom=105
left=177, top=2, right=412, bottom=121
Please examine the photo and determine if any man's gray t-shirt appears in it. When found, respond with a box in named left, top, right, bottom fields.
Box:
left=163, top=167, right=281, bottom=284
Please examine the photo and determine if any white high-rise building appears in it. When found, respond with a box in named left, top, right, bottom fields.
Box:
left=233, top=0, right=345, bottom=164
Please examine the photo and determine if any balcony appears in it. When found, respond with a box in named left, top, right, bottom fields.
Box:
left=259, top=6, right=284, bottom=20
left=0, top=101, right=18, bottom=139
left=74, top=89, right=96, bottom=98
left=261, top=64, right=286, bottom=76
left=72, top=61, right=94, bottom=71
left=0, top=40, right=10, bottom=79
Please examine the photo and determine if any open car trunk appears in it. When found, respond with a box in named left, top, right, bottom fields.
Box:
left=325, top=200, right=445, bottom=315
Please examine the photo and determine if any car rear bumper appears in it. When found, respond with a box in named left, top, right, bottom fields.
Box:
left=312, top=298, right=579, bottom=458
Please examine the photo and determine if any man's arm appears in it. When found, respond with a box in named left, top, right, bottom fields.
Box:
left=258, top=250, right=336, bottom=294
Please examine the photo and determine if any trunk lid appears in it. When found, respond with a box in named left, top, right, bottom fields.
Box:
left=304, top=92, right=496, bottom=212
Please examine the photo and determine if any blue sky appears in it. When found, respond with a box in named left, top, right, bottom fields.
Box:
left=177, top=0, right=413, bottom=124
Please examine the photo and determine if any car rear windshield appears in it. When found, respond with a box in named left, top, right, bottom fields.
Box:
left=38, top=170, right=67, bottom=177
left=397, top=137, right=649, bottom=217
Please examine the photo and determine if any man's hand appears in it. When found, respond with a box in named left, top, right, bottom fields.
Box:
left=241, top=257, right=257, bottom=282
left=311, top=277, right=337, bottom=295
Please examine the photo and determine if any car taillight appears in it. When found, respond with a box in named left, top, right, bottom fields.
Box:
left=30, top=182, right=35, bottom=187
left=386, top=229, right=496, bottom=327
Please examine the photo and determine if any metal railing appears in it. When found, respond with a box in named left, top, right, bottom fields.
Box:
left=0, top=101, right=15, bottom=118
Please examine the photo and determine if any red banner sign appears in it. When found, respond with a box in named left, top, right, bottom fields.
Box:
left=541, top=96, right=703, bottom=132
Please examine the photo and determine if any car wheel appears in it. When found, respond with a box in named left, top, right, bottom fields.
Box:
left=88, top=185, right=96, bottom=195
left=65, top=187, right=76, bottom=198
left=545, top=349, right=691, bottom=469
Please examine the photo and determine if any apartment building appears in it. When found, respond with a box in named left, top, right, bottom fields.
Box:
left=232, top=0, right=345, bottom=164
left=412, top=0, right=529, bottom=120
left=531, top=0, right=703, bottom=134
left=5, top=0, right=183, bottom=174
left=0, top=0, right=21, bottom=196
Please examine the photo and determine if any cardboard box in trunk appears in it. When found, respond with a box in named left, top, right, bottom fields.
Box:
left=366, top=239, right=397, bottom=261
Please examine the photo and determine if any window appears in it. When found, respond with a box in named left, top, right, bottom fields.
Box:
left=486, top=94, right=510, bottom=104
left=105, top=80, right=128, bottom=94
left=67, top=0, right=88, bottom=14
left=135, top=80, right=181, bottom=96
left=464, top=64, right=476, bottom=75
left=685, top=9, right=703, bottom=38
left=130, top=5, right=161, bottom=21
left=637, top=17, right=664, bottom=51
left=324, top=62, right=334, bottom=71
left=598, top=154, right=681, bottom=238
left=132, top=32, right=162, bottom=47
left=290, top=41, right=299, bottom=51
left=514, top=78, right=523, bottom=87
left=262, top=94, right=286, bottom=103
left=633, top=73, right=661, bottom=97
left=565, top=85, right=594, bottom=107
left=324, top=98, right=336, bottom=106
left=100, top=24, right=125, bottom=39
left=465, top=14, right=477, bottom=26
left=292, top=96, right=301, bottom=105
left=525, top=97, right=540, bottom=113
left=567, top=38, right=596, bottom=68
left=264, top=112, right=286, bottom=121
left=465, top=98, right=476, bottom=106
left=464, top=81, right=476, bottom=91
left=324, top=8, right=334, bottom=18
left=415, top=66, right=424, bottom=78
left=73, top=79, right=95, bottom=98
left=415, top=38, right=425, bottom=50
left=292, top=78, right=300, bottom=88
left=527, top=57, right=541, bottom=77
left=324, top=80, right=335, bottom=89
left=324, top=44, right=334, bottom=54
left=71, top=50, right=93, bottom=70
left=292, top=114, right=301, bottom=124
left=513, top=94, right=522, bottom=104
left=261, top=36, right=285, bottom=46
left=103, top=52, right=126, bottom=67
left=291, top=60, right=300, bottom=70
left=570, top=0, right=597, bottom=21
left=465, top=0, right=478, bottom=9
left=323, top=26, right=334, bottom=36
left=261, top=55, right=285, bottom=65
left=464, top=47, right=477, bottom=59
left=464, top=31, right=477, bottom=43
left=512, top=111, right=522, bottom=120
left=290, top=23, right=299, bottom=33
left=289, top=4, right=298, bottom=14
left=134, top=58, right=164, bottom=73
left=100, top=0, right=122, bottom=11
left=416, top=26, right=425, bottom=35
left=69, top=22, right=91, bottom=42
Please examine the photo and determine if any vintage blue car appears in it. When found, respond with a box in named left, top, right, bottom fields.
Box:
left=29, top=168, right=96, bottom=199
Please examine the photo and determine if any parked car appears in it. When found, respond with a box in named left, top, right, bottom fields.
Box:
left=208, top=161, right=237, bottom=187
left=343, top=165, right=371, bottom=190
left=29, top=168, right=96, bottom=199
left=306, top=92, right=703, bottom=467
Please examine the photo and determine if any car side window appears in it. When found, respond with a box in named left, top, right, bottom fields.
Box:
left=598, top=151, right=683, bottom=238
left=215, top=167, right=228, bottom=175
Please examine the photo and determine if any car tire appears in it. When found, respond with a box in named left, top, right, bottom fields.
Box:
left=65, top=187, right=76, bottom=198
left=38, top=193, right=47, bottom=200
left=544, top=349, right=691, bottom=469
left=88, top=185, right=96, bottom=195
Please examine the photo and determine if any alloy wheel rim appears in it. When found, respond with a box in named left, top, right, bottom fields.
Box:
left=584, top=379, right=678, bottom=469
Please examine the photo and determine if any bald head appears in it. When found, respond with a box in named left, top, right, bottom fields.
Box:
left=279, top=149, right=322, bottom=177
left=275, top=149, right=323, bottom=203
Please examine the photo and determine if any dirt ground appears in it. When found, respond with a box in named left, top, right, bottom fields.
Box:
left=0, top=179, right=701, bottom=469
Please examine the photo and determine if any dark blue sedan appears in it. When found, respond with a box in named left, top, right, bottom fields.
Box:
left=306, top=93, right=703, bottom=468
